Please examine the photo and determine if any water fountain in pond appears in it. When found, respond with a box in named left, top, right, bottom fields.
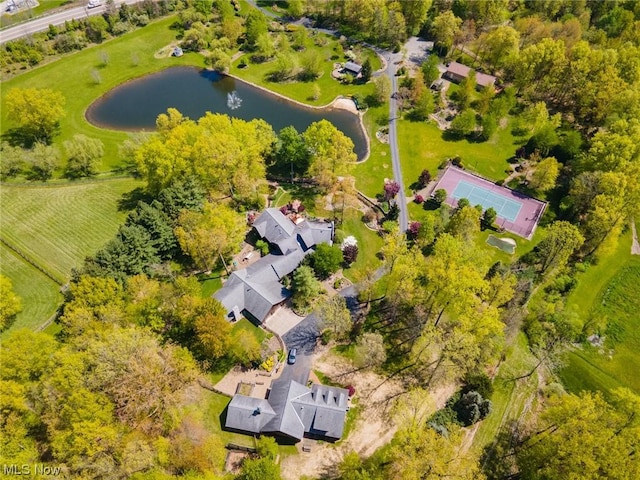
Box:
left=227, top=91, right=242, bottom=110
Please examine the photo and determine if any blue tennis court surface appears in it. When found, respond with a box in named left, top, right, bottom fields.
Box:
left=452, top=180, right=522, bottom=222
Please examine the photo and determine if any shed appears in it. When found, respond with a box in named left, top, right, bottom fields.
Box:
left=344, top=61, right=362, bottom=75
left=172, top=46, right=184, bottom=57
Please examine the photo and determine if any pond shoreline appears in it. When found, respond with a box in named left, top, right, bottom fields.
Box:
left=85, top=65, right=370, bottom=162
left=226, top=71, right=371, bottom=163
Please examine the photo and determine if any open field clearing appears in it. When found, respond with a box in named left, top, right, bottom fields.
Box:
left=0, top=177, right=142, bottom=282
left=0, top=244, right=62, bottom=336
left=398, top=119, right=521, bottom=190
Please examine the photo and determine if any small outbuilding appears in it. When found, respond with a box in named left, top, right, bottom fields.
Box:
left=172, top=46, right=184, bottom=57
left=444, top=61, right=496, bottom=89
left=343, top=61, right=363, bottom=75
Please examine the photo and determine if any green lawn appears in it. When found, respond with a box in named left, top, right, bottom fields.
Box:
left=340, top=209, right=384, bottom=282
left=0, top=177, right=143, bottom=282
left=558, top=240, right=640, bottom=396
left=0, top=245, right=62, bottom=337
left=397, top=119, right=522, bottom=194
left=1, top=15, right=204, bottom=171
left=353, top=104, right=392, bottom=198
left=229, top=33, right=379, bottom=107
left=231, top=318, right=268, bottom=345
left=471, top=332, right=539, bottom=453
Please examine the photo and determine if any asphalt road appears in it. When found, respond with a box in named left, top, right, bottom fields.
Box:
left=279, top=284, right=362, bottom=385
left=0, top=0, right=146, bottom=43
left=386, top=54, right=409, bottom=232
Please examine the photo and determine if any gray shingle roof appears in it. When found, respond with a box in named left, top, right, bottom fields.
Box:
left=214, top=210, right=332, bottom=323
left=253, top=208, right=295, bottom=244
left=225, top=395, right=277, bottom=434
left=344, top=61, right=362, bottom=74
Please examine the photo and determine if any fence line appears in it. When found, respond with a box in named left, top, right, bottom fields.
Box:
left=0, top=237, right=65, bottom=286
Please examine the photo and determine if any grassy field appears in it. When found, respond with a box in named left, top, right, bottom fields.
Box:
left=558, top=234, right=640, bottom=396
left=1, top=15, right=204, bottom=170
left=229, top=32, right=380, bottom=107
left=353, top=104, right=392, bottom=198
left=397, top=119, right=522, bottom=193
left=0, top=0, right=73, bottom=28
left=471, top=332, right=539, bottom=453
left=0, top=177, right=143, bottom=282
left=0, top=245, right=62, bottom=337
left=339, top=209, right=384, bottom=281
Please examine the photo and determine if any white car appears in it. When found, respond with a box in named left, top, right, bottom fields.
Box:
left=87, top=0, right=102, bottom=8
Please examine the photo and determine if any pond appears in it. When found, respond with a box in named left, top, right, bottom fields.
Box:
left=86, top=66, right=367, bottom=160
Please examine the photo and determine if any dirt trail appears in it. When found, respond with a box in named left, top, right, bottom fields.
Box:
left=280, top=350, right=456, bottom=480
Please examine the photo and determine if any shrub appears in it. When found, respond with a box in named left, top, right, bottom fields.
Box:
left=347, top=385, right=356, bottom=396
left=256, top=239, right=269, bottom=256
left=414, top=194, right=424, bottom=204
left=408, top=221, right=421, bottom=238
left=342, top=244, right=359, bottom=265
left=418, top=169, right=431, bottom=188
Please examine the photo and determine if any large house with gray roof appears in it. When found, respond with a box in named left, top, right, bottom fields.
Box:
left=225, top=378, right=350, bottom=442
left=214, top=208, right=334, bottom=323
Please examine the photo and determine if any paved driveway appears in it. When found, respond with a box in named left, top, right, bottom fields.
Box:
left=264, top=305, right=306, bottom=337
left=280, top=313, right=320, bottom=385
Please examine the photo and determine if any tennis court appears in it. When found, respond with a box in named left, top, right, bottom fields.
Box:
left=452, top=180, right=522, bottom=222
left=432, top=166, right=547, bottom=240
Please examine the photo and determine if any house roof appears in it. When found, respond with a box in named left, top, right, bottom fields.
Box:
left=253, top=208, right=295, bottom=245
left=214, top=209, right=333, bottom=323
left=258, top=379, right=350, bottom=441
left=446, top=61, right=496, bottom=87
left=225, top=395, right=277, bottom=434
left=344, top=61, right=362, bottom=74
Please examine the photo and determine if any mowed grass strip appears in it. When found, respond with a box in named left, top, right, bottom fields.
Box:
left=354, top=104, right=392, bottom=198
left=397, top=119, right=521, bottom=192
left=1, top=15, right=204, bottom=170
left=0, top=178, right=143, bottom=281
left=0, top=245, right=62, bottom=337
left=559, top=252, right=640, bottom=396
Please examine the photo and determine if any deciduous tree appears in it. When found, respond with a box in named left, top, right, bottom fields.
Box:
left=292, top=265, right=322, bottom=310
left=63, top=134, right=104, bottom=178
left=5, top=87, right=66, bottom=144
left=316, top=294, right=352, bottom=340
left=536, top=221, right=584, bottom=274
left=354, top=332, right=386, bottom=368
left=0, top=275, right=22, bottom=331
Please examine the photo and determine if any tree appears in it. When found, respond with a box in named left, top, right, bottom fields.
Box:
left=5, top=87, right=66, bottom=144
left=361, top=58, right=372, bottom=82
left=433, top=189, right=447, bottom=205
left=389, top=425, right=485, bottom=480
left=175, top=201, right=246, bottom=272
left=342, top=244, right=359, bottom=265
left=255, top=436, right=279, bottom=461
left=316, top=295, right=352, bottom=340
left=0, top=143, right=25, bottom=179
left=456, top=70, right=476, bottom=109
left=536, top=221, right=584, bottom=274
left=26, top=142, right=60, bottom=181
left=529, top=156, right=559, bottom=194
left=448, top=109, right=477, bottom=138
left=517, top=390, right=640, bottom=480
left=0, top=276, right=22, bottom=331
left=292, top=265, right=322, bottom=310
left=125, top=201, right=177, bottom=259
left=308, top=243, right=343, bottom=280
left=255, top=33, right=275, bottom=62
left=400, top=0, right=432, bottom=36
left=446, top=205, right=480, bottom=242
left=479, top=25, right=519, bottom=72
left=384, top=180, right=401, bottom=202
left=194, top=299, right=232, bottom=359
left=479, top=114, right=497, bottom=141
left=63, top=134, right=104, bottom=178
left=303, top=120, right=356, bottom=192
left=270, top=52, right=296, bottom=81
left=245, top=9, right=267, bottom=50
left=354, top=332, right=386, bottom=368
left=299, top=50, right=323, bottom=81
left=236, top=456, right=282, bottom=480
left=421, top=54, right=440, bottom=85
left=431, top=11, right=462, bottom=54
left=372, top=75, right=391, bottom=105
left=411, top=90, right=435, bottom=121
left=275, top=126, right=309, bottom=177
left=418, top=169, right=431, bottom=188
left=482, top=207, right=497, bottom=229
left=83, top=325, right=199, bottom=434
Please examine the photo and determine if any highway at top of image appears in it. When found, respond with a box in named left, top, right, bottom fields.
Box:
left=0, top=0, right=144, bottom=43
